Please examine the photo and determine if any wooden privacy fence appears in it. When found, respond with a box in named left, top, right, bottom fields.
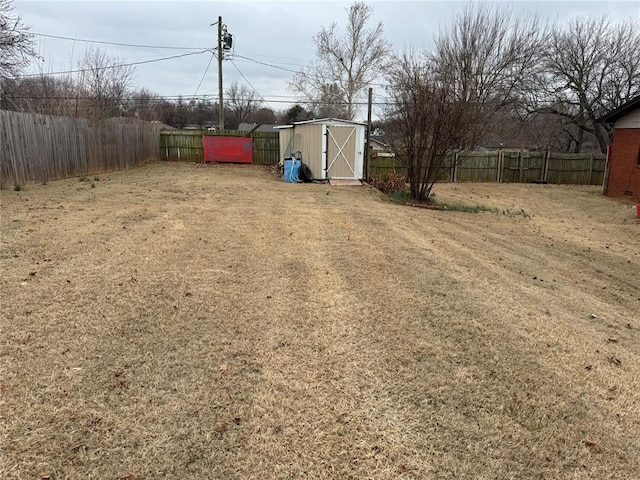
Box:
left=369, top=149, right=606, bottom=186
left=0, top=110, right=164, bottom=187
left=160, top=129, right=280, bottom=165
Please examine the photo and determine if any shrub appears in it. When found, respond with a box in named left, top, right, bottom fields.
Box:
left=369, top=171, right=408, bottom=194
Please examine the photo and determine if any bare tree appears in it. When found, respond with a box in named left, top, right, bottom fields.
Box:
left=76, top=47, right=135, bottom=118
left=538, top=16, right=640, bottom=153
left=384, top=5, right=546, bottom=201
left=279, top=104, right=315, bottom=124
left=385, top=53, right=473, bottom=201
left=289, top=2, right=391, bottom=120
left=246, top=107, right=276, bottom=124
left=0, top=75, right=77, bottom=115
left=0, top=0, right=37, bottom=78
left=434, top=3, right=546, bottom=116
left=313, top=83, right=348, bottom=118
left=225, top=81, right=261, bottom=129
left=123, top=88, right=164, bottom=121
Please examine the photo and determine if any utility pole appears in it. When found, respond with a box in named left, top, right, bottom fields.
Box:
left=364, top=87, right=373, bottom=183
left=217, top=15, right=224, bottom=130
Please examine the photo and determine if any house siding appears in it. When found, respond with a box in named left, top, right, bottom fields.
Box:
left=606, top=128, right=640, bottom=201
left=613, top=108, right=640, bottom=129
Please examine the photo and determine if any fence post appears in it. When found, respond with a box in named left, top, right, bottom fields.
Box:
left=518, top=149, right=524, bottom=183
left=497, top=150, right=503, bottom=183
left=453, top=152, right=459, bottom=183
left=449, top=153, right=455, bottom=183
left=588, top=152, right=594, bottom=184
left=543, top=149, right=550, bottom=182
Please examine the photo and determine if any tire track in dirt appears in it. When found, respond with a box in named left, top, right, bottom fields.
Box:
left=328, top=201, right=640, bottom=478
left=2, top=165, right=638, bottom=479
left=216, top=193, right=429, bottom=479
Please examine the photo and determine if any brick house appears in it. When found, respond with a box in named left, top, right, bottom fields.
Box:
left=597, top=95, right=640, bottom=201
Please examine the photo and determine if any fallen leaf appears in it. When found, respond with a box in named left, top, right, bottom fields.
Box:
left=215, top=421, right=228, bottom=434
left=584, top=365, right=593, bottom=370
left=607, top=337, right=618, bottom=343
left=608, top=356, right=622, bottom=366
left=219, top=363, right=228, bottom=372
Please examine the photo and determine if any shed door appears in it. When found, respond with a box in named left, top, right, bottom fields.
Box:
left=326, top=125, right=362, bottom=179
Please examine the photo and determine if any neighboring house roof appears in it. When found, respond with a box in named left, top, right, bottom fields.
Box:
left=596, top=95, right=640, bottom=124
left=369, top=138, right=390, bottom=150
left=237, top=123, right=280, bottom=132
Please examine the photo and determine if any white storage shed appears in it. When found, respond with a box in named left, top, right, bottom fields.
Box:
left=276, top=118, right=366, bottom=180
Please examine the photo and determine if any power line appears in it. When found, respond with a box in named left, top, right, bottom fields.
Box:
left=192, top=52, right=215, bottom=99
left=1, top=91, right=397, bottom=106
left=229, top=59, right=276, bottom=111
left=233, top=53, right=392, bottom=88
left=12, top=50, right=212, bottom=78
left=25, top=31, right=209, bottom=51
left=234, top=54, right=301, bottom=74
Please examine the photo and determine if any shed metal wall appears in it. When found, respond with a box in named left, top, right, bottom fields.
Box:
left=278, top=119, right=366, bottom=180
left=278, top=128, right=294, bottom=160
left=293, top=123, right=324, bottom=180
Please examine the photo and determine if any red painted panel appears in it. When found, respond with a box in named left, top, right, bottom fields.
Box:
left=203, top=136, right=253, bottom=163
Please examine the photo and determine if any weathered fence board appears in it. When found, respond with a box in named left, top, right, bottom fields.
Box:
left=369, top=149, right=606, bottom=186
left=160, top=129, right=280, bottom=165
left=456, top=151, right=501, bottom=182
left=0, top=110, right=164, bottom=187
left=546, top=153, right=605, bottom=185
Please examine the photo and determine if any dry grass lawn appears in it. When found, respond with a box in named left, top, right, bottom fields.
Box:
left=1, top=162, right=639, bottom=479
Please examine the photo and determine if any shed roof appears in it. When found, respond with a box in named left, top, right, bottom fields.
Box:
left=238, top=123, right=280, bottom=132
left=596, top=95, right=640, bottom=124
left=292, top=117, right=367, bottom=126
left=274, top=118, right=366, bottom=129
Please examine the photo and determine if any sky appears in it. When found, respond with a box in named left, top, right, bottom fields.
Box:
left=11, top=0, right=640, bottom=120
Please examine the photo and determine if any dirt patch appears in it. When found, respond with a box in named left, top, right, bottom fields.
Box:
left=1, top=163, right=639, bottom=479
